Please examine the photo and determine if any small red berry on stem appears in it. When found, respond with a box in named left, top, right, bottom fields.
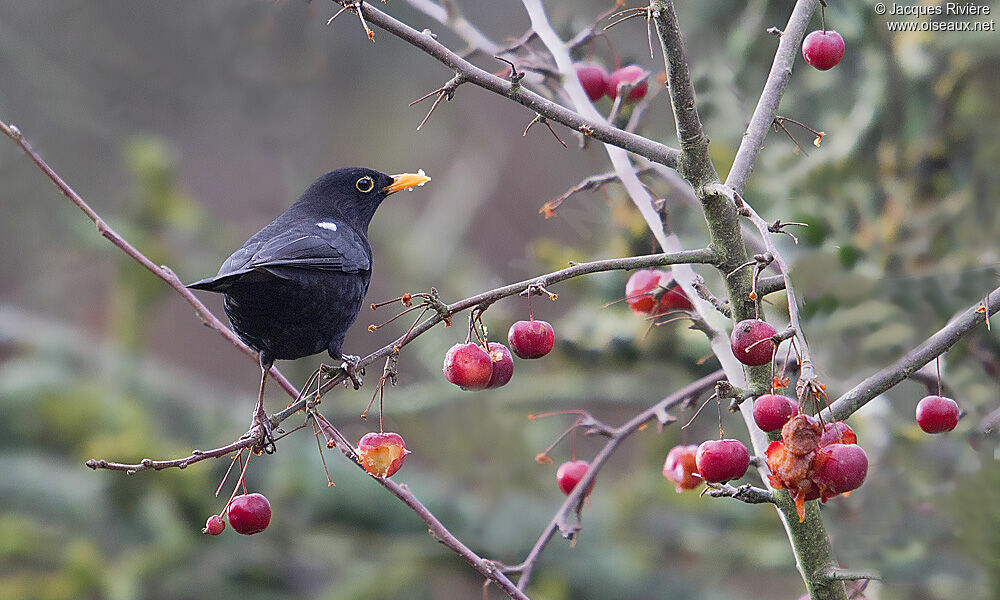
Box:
left=508, top=320, right=555, bottom=359
left=443, top=342, right=493, bottom=390
left=227, top=493, right=271, bottom=535
left=575, top=62, right=609, bottom=101
left=662, top=444, right=701, bottom=493
left=695, top=439, right=750, bottom=483
left=203, top=514, right=225, bottom=536
left=752, top=394, right=799, bottom=432
left=606, top=65, right=649, bottom=102
left=802, top=30, right=845, bottom=70
left=915, top=395, right=960, bottom=433
left=730, top=319, right=778, bottom=366
left=556, top=460, right=595, bottom=497
left=485, top=342, right=514, bottom=389
left=357, top=431, right=409, bottom=478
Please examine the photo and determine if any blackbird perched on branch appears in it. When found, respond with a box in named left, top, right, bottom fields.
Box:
left=188, top=167, right=431, bottom=451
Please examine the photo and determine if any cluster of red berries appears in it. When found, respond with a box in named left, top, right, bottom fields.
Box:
left=442, top=319, right=555, bottom=390
left=576, top=63, right=649, bottom=103
left=662, top=438, right=751, bottom=492
left=766, top=414, right=867, bottom=521
left=203, top=492, right=272, bottom=536
left=625, top=268, right=694, bottom=316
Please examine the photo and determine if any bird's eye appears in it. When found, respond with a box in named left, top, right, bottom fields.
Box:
left=356, top=176, right=375, bottom=193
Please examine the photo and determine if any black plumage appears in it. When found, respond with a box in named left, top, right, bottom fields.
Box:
left=188, top=167, right=430, bottom=450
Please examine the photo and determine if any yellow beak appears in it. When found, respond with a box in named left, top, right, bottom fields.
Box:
left=383, top=170, right=431, bottom=194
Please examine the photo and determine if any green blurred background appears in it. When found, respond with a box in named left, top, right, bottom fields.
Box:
left=2, top=1, right=999, bottom=598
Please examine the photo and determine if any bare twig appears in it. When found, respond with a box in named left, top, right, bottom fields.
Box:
left=509, top=369, right=725, bottom=590
left=401, top=0, right=500, bottom=56
left=410, top=74, right=464, bottom=130
left=538, top=167, right=655, bottom=218
left=704, top=482, right=775, bottom=504
left=0, top=119, right=299, bottom=398
left=340, top=1, right=682, bottom=168
left=725, top=0, right=821, bottom=194
left=825, top=286, right=1000, bottom=422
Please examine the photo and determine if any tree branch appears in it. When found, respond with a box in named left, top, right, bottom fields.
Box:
left=725, top=0, right=820, bottom=194
left=0, top=119, right=299, bottom=398
left=343, top=1, right=682, bottom=168
left=511, top=369, right=726, bottom=590
left=401, top=0, right=499, bottom=56
left=825, top=287, right=1000, bottom=422
left=1, top=116, right=721, bottom=600
left=704, top=482, right=776, bottom=504
left=650, top=0, right=718, bottom=186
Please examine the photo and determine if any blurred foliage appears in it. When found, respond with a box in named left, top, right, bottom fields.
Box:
left=2, top=1, right=1000, bottom=600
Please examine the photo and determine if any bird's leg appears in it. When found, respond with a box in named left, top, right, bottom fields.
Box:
left=321, top=353, right=364, bottom=390
left=248, top=360, right=277, bottom=454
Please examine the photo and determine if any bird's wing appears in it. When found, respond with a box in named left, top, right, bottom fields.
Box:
left=187, top=224, right=370, bottom=291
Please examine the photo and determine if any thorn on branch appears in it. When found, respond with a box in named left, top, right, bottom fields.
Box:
left=691, top=274, right=733, bottom=318
left=522, top=282, right=559, bottom=301
left=773, top=116, right=826, bottom=153
left=767, top=26, right=783, bottom=36
left=523, top=113, right=567, bottom=149
left=538, top=167, right=654, bottom=219
left=329, top=2, right=376, bottom=43
left=494, top=56, right=525, bottom=88
left=768, top=219, right=808, bottom=244
left=604, top=7, right=649, bottom=31
left=409, top=75, right=464, bottom=131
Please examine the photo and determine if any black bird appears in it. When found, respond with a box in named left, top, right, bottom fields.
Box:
left=188, top=167, right=431, bottom=450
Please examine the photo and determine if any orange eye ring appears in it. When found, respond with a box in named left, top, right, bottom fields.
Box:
left=356, top=176, right=374, bottom=193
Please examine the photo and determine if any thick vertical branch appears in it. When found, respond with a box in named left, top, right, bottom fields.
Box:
left=350, top=1, right=682, bottom=167
left=650, top=0, right=718, bottom=187
left=650, top=3, right=847, bottom=599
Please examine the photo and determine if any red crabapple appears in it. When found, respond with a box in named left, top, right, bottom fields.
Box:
left=730, top=319, right=778, bottom=366
left=227, top=493, right=271, bottom=535
left=802, top=30, right=845, bottom=71
left=752, top=394, right=799, bottom=432
left=819, top=421, right=857, bottom=447
left=695, top=439, right=750, bottom=483
left=576, top=63, right=609, bottom=101
left=203, top=514, right=225, bottom=536
left=662, top=444, right=701, bottom=493
left=357, top=431, right=409, bottom=478
left=485, top=342, right=514, bottom=389
left=508, top=320, right=555, bottom=359
left=915, top=395, right=960, bottom=433
left=812, top=443, right=868, bottom=499
left=556, top=460, right=595, bottom=497
left=606, top=65, right=649, bottom=102
left=443, top=342, right=493, bottom=390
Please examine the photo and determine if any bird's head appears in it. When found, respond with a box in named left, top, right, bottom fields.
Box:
left=300, top=167, right=431, bottom=232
